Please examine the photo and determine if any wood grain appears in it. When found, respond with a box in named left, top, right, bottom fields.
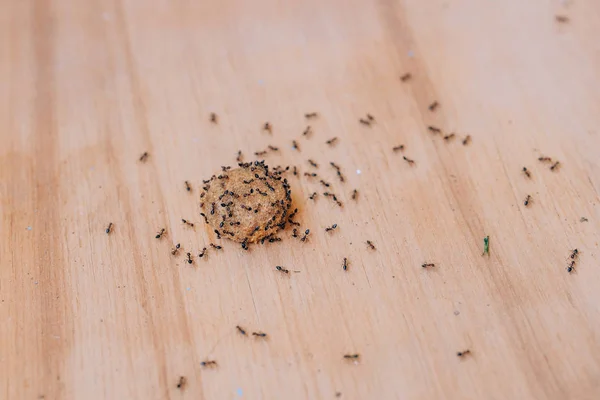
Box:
left=1, top=0, right=600, bottom=399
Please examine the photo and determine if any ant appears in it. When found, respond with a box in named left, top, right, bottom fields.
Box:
left=570, top=249, right=579, bottom=259
left=403, top=156, right=415, bottom=166
left=308, top=159, right=318, bottom=168
left=293, top=166, right=298, bottom=176
left=524, top=195, right=531, bottom=207
left=366, top=240, right=376, bottom=250
left=428, top=101, right=439, bottom=111
left=550, top=161, right=560, bottom=171
left=443, top=133, right=455, bottom=141
left=400, top=73, right=411, bottom=82
left=343, top=258, right=348, bottom=271
left=427, top=126, right=441, bottom=134
left=263, top=122, right=272, bottom=133
left=186, top=253, right=193, bottom=264
left=200, top=213, right=208, bottom=224
left=326, top=137, right=338, bottom=145
left=567, top=261, right=576, bottom=273
left=214, top=229, right=221, bottom=239
left=538, top=156, right=552, bottom=163
left=393, top=145, right=404, bottom=152
left=359, top=118, right=371, bottom=126
left=155, top=229, right=166, bottom=239
left=292, top=140, right=300, bottom=151
left=522, top=167, right=531, bottom=178
left=200, top=360, right=218, bottom=367
left=337, top=171, right=345, bottom=182
left=555, top=15, right=569, bottom=23
left=421, top=263, right=435, bottom=268
left=462, top=135, right=471, bottom=145
left=309, top=192, right=318, bottom=200
left=171, top=243, right=181, bottom=255
left=303, top=126, right=312, bottom=136
left=330, top=162, right=340, bottom=171
left=351, top=189, right=358, bottom=200
left=320, top=180, right=331, bottom=188
left=305, top=112, right=318, bottom=119
left=210, top=113, right=218, bottom=123
left=252, top=332, right=267, bottom=338
left=236, top=325, right=247, bottom=335
left=304, top=172, right=317, bottom=178
left=292, top=228, right=299, bottom=238
left=176, top=376, right=187, bottom=390
left=268, top=145, right=279, bottom=151
left=457, top=350, right=471, bottom=357
left=276, top=266, right=289, bottom=274
left=182, top=219, right=194, bottom=227
left=366, top=114, right=375, bottom=122
left=301, top=229, right=310, bottom=242
left=210, top=243, right=222, bottom=250
left=236, top=150, right=243, bottom=162
left=343, top=354, right=360, bottom=360
left=185, top=181, right=191, bottom=192
left=105, top=222, right=113, bottom=234
left=198, top=247, right=207, bottom=258
left=325, top=224, right=338, bottom=232
left=139, top=152, right=149, bottom=162
left=255, top=150, right=267, bottom=156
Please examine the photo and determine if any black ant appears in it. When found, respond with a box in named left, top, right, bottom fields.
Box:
left=550, top=161, right=560, bottom=171
left=326, top=137, right=338, bottom=145
left=176, top=376, right=187, bottom=390
left=236, top=325, right=246, bottom=335
left=366, top=240, right=376, bottom=250
left=263, top=122, right=272, bottom=133
left=343, top=258, right=348, bottom=271
left=427, top=126, right=441, bottom=134
left=359, top=118, right=371, bottom=126
left=185, top=181, right=191, bottom=192
left=308, top=159, right=318, bottom=168
left=214, top=229, right=221, bottom=239
left=105, top=222, right=113, bottom=234
left=524, top=195, right=531, bottom=207
left=325, top=224, right=338, bottom=232
left=210, top=113, right=218, bottom=123
left=252, top=332, right=267, bottom=338
left=343, top=354, right=360, bottom=360
left=139, top=152, right=149, bottom=162
left=393, top=145, right=404, bottom=152
left=538, top=156, right=552, bottom=163
left=200, top=360, right=218, bottom=367
left=570, top=249, right=579, bottom=259
left=182, top=219, right=194, bottom=227
left=276, top=266, right=289, bottom=274
left=421, top=263, right=435, bottom=268
left=292, top=228, right=299, bottom=238
left=330, top=162, right=340, bottom=171
left=236, top=150, right=243, bottom=162
left=320, top=180, right=330, bottom=187
left=403, top=156, right=415, bottom=166
left=293, top=166, right=298, bottom=176
left=428, top=101, right=439, bottom=111
left=171, top=243, right=181, bottom=255
left=366, top=114, right=375, bottom=122
left=268, top=145, right=279, bottom=151
left=523, top=167, right=531, bottom=178
left=301, top=229, right=310, bottom=242
left=303, top=126, right=312, bottom=136
left=200, top=213, right=208, bottom=224
left=567, top=261, right=575, bottom=273
left=292, top=140, right=300, bottom=151
left=304, top=172, right=317, bottom=178
left=210, top=243, right=222, bottom=250
left=155, top=229, right=165, bottom=239
left=305, top=112, right=318, bottom=119
left=400, top=73, right=411, bottom=82
left=457, top=350, right=471, bottom=357
left=186, top=253, right=193, bottom=264
left=198, top=247, right=207, bottom=258
left=443, top=133, right=455, bottom=141
left=309, top=192, right=317, bottom=200
left=337, top=171, right=345, bottom=182
left=351, top=189, right=358, bottom=200
left=462, top=135, right=471, bottom=145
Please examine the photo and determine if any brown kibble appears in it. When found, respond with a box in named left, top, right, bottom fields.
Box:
left=200, top=162, right=292, bottom=243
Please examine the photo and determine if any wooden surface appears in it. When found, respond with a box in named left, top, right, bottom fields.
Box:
left=1, top=0, right=600, bottom=399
